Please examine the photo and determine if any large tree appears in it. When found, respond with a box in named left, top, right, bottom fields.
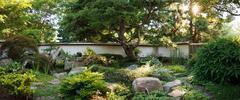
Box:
left=0, top=0, right=61, bottom=43
left=60, top=0, right=177, bottom=60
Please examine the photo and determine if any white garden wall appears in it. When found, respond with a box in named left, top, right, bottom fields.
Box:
left=38, top=43, right=190, bottom=58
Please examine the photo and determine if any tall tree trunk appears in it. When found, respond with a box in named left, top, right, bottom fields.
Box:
left=117, top=20, right=137, bottom=60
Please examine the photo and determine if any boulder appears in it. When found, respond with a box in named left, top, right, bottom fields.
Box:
left=132, top=77, right=163, bottom=93
left=68, top=67, right=87, bottom=75
left=64, top=60, right=75, bottom=70
left=163, top=80, right=182, bottom=92
left=49, top=79, right=60, bottom=85
left=168, top=89, right=186, bottom=97
left=0, top=58, right=13, bottom=66
left=53, top=72, right=67, bottom=78
left=127, top=64, right=138, bottom=70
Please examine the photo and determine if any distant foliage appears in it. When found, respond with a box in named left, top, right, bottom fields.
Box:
left=60, top=71, right=109, bottom=99
left=1, top=35, right=38, bottom=61
left=191, top=36, right=240, bottom=84
left=82, top=48, right=108, bottom=65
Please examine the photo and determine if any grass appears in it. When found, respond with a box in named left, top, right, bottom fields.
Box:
left=165, top=65, right=186, bottom=73
left=32, top=71, right=61, bottom=100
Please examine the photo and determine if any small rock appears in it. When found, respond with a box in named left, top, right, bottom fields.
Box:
left=32, top=82, right=43, bottom=86
left=68, top=67, right=87, bottom=75
left=168, top=89, right=186, bottom=97
left=0, top=58, right=13, bottom=66
left=53, top=72, right=67, bottom=78
left=127, top=64, right=138, bottom=70
left=49, top=79, right=60, bottom=85
left=132, top=77, right=163, bottom=93
left=163, top=80, right=182, bottom=92
left=64, top=61, right=75, bottom=70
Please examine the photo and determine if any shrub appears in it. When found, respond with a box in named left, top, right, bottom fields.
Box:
left=183, top=90, right=208, bottom=100
left=111, top=83, right=130, bottom=96
left=0, top=35, right=38, bottom=61
left=132, top=91, right=173, bottom=100
left=60, top=71, right=109, bottom=99
left=5, top=61, right=21, bottom=73
left=107, top=92, right=126, bottom=100
left=166, top=65, right=186, bottom=73
left=191, top=36, right=240, bottom=84
left=81, top=48, right=109, bottom=65
left=0, top=69, right=35, bottom=97
left=90, top=66, right=134, bottom=85
left=151, top=67, right=175, bottom=82
left=138, top=56, right=162, bottom=67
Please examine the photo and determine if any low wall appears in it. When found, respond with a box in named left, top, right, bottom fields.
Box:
left=38, top=43, right=190, bottom=58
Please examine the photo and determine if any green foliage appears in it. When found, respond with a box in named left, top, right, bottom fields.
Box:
left=60, top=71, right=109, bottom=99
left=191, top=36, right=240, bottom=84
left=138, top=56, right=162, bottom=67
left=183, top=90, right=208, bottom=100
left=84, top=48, right=97, bottom=56
left=1, top=35, right=38, bottom=61
left=34, top=54, right=53, bottom=74
left=0, top=69, right=35, bottom=96
left=133, top=91, right=173, bottom=100
left=166, top=65, right=186, bottom=73
left=107, top=92, right=126, bottom=100
left=195, top=17, right=209, bottom=32
left=205, top=83, right=240, bottom=100
left=82, top=48, right=108, bottom=66
left=5, top=62, right=22, bottom=73
left=151, top=67, right=175, bottom=82
left=111, top=83, right=130, bottom=96
left=90, top=66, right=134, bottom=85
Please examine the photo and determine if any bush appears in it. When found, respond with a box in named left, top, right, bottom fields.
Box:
left=81, top=48, right=109, bottom=65
left=90, top=66, right=134, bottom=85
left=138, top=56, right=162, bottom=67
left=60, top=71, right=109, bottom=99
left=0, top=68, right=35, bottom=97
left=132, top=91, right=173, bottom=100
left=183, top=90, right=208, bottom=100
left=0, top=35, right=38, bottom=61
left=191, top=36, right=240, bottom=84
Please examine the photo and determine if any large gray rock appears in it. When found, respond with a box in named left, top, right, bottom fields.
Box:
left=68, top=67, right=87, bottom=75
left=64, top=60, right=75, bottom=70
left=163, top=80, right=182, bottom=92
left=0, top=58, right=13, bottom=66
left=132, top=77, right=163, bottom=93
left=53, top=72, right=67, bottom=78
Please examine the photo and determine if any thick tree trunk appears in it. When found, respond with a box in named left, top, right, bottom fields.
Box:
left=117, top=20, right=137, bottom=60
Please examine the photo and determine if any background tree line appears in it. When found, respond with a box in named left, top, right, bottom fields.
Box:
left=0, top=0, right=238, bottom=59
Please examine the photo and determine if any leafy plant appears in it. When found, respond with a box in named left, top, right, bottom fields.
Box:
left=5, top=61, right=21, bottom=73
left=191, top=36, right=240, bottom=84
left=60, top=71, right=109, bottom=99
left=166, top=65, right=186, bottom=73
left=0, top=69, right=35, bottom=96
left=132, top=91, right=173, bottom=100
left=107, top=92, right=126, bottom=100
left=183, top=90, right=208, bottom=100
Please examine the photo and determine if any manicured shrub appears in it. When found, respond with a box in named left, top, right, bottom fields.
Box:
left=1, top=35, right=38, bottom=61
left=0, top=68, right=35, bottom=97
left=191, top=36, right=240, bottom=84
left=60, top=71, right=109, bottom=99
